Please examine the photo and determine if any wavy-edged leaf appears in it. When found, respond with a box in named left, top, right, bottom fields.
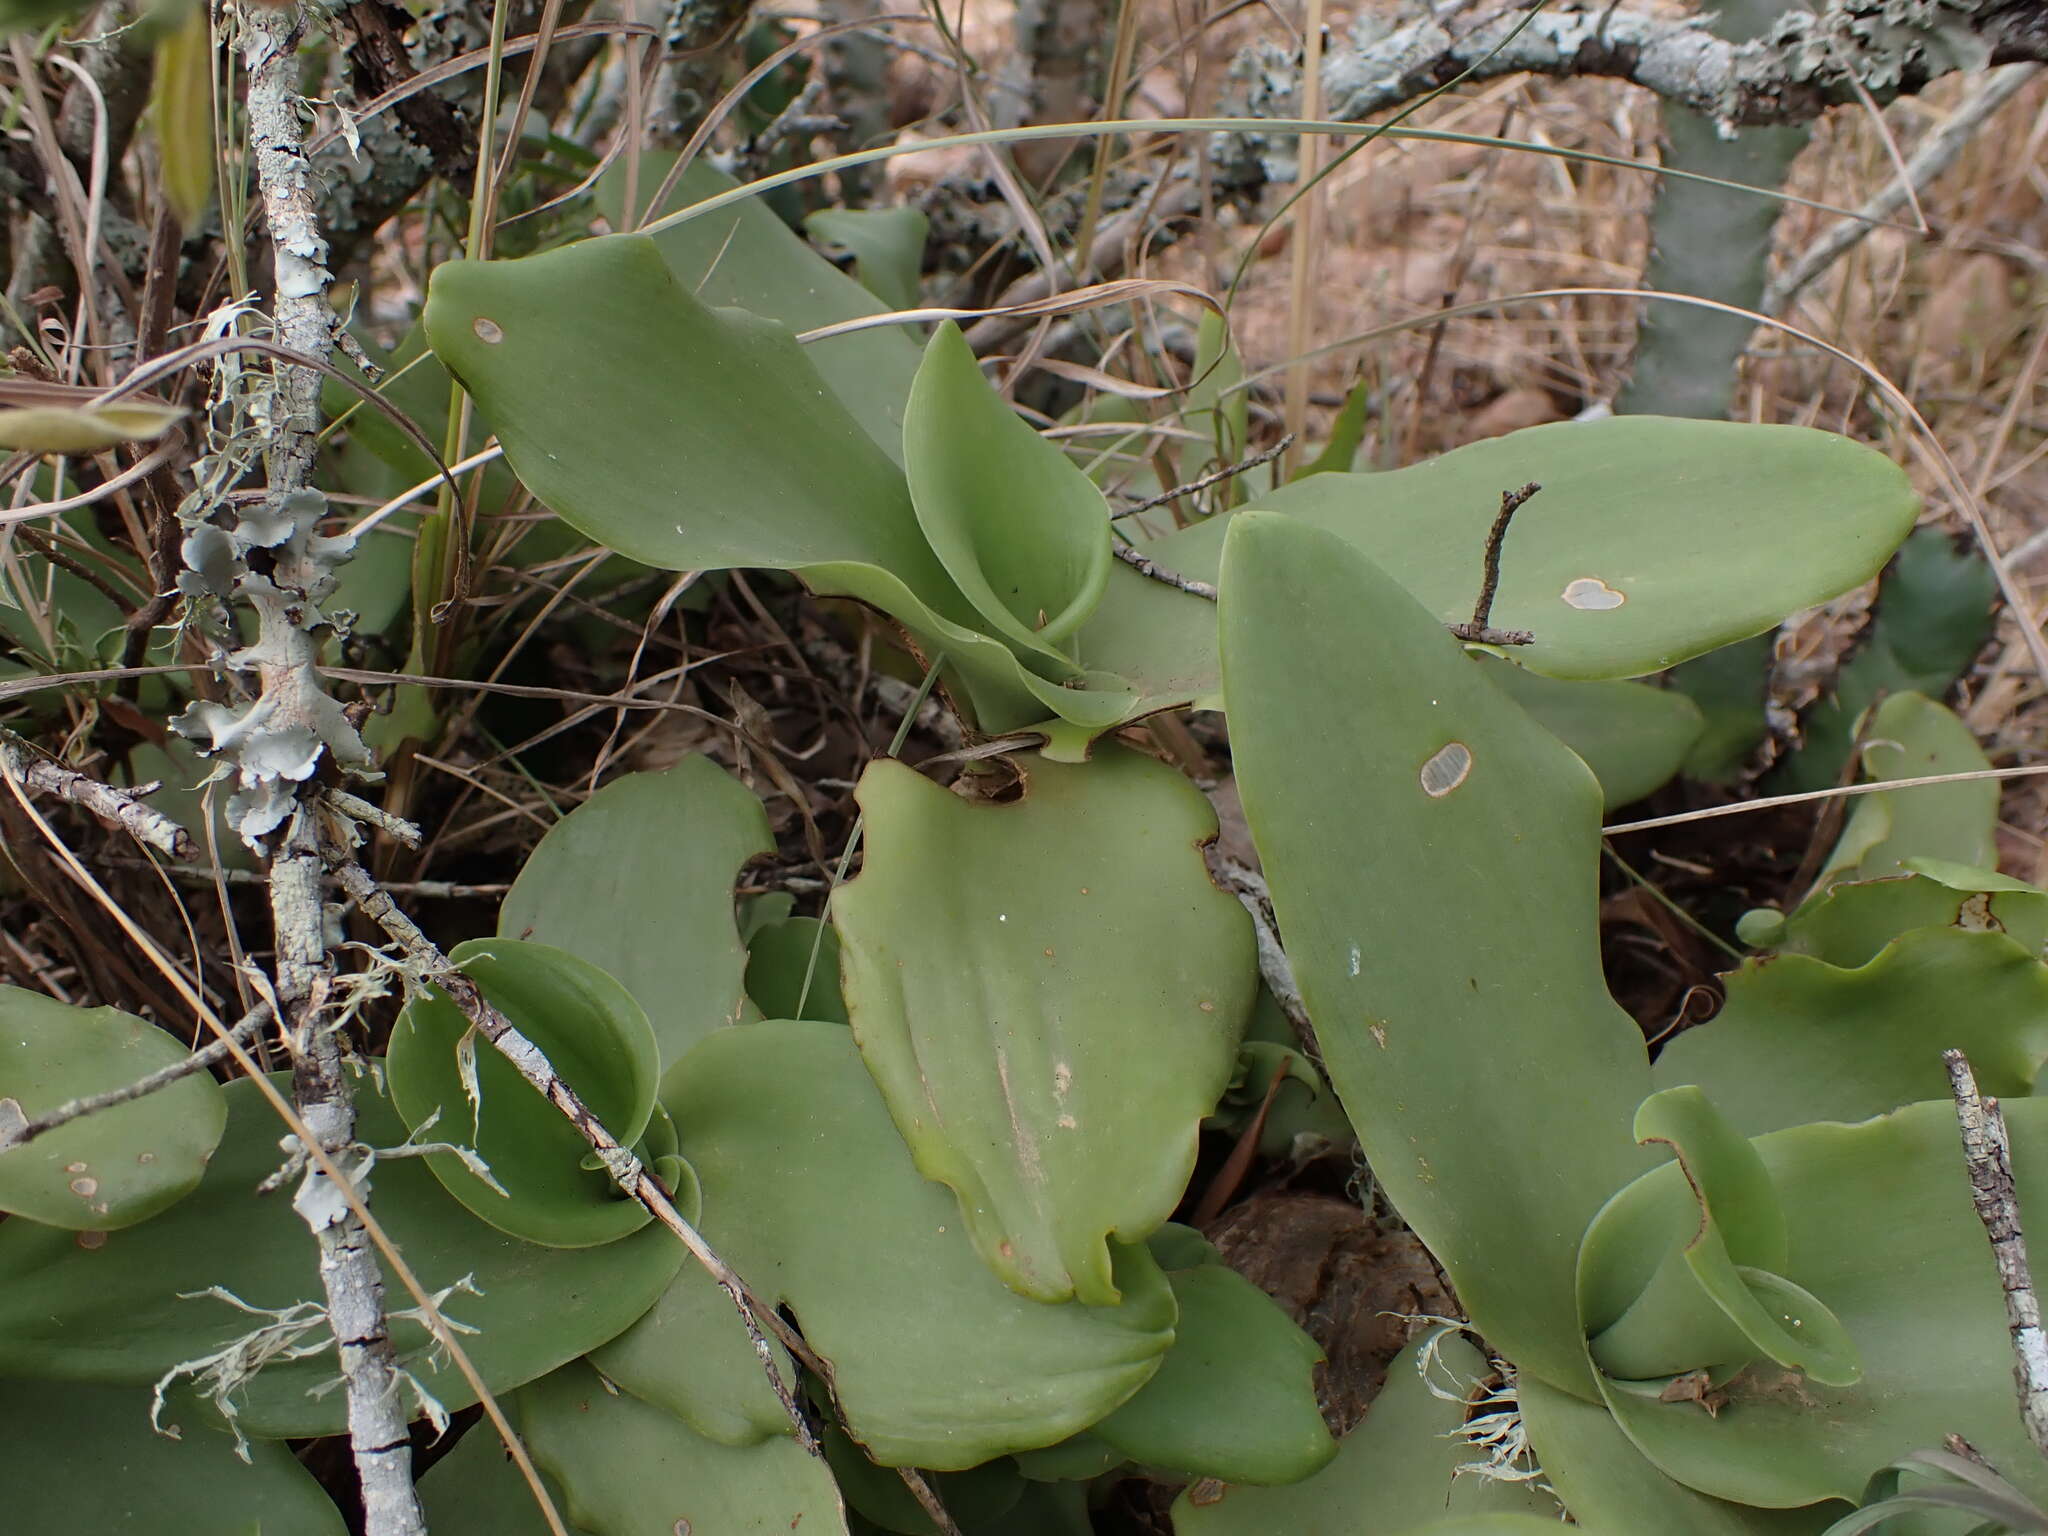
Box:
left=1815, top=692, right=1997, bottom=888
left=498, top=756, right=773, bottom=1068
left=390, top=937, right=668, bottom=1248
left=1175, top=417, right=1920, bottom=682
left=905, top=324, right=1112, bottom=662
left=520, top=1359, right=849, bottom=1535
left=1092, top=1231, right=1334, bottom=1484
left=1586, top=1100, right=2048, bottom=1510
left=1172, top=1335, right=1561, bottom=1533
left=0, top=986, right=225, bottom=1230
left=834, top=749, right=1255, bottom=1304
left=0, top=1076, right=681, bottom=1437
left=0, top=1377, right=345, bottom=1534
left=1656, top=926, right=2048, bottom=1136
left=1762, top=861, right=2048, bottom=969
left=1219, top=510, right=1654, bottom=1394
left=662, top=1020, right=1177, bottom=1468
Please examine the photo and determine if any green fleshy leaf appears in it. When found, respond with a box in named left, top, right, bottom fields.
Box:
left=905, top=324, right=1112, bottom=662
left=1294, top=373, right=1373, bottom=480
left=661, top=1020, right=1177, bottom=1468
left=1656, top=926, right=2048, bottom=1136
left=520, top=1360, right=849, bottom=1534
left=389, top=937, right=667, bottom=1248
left=1590, top=1101, right=2048, bottom=1510
left=1766, top=863, right=2048, bottom=970
left=744, top=914, right=850, bottom=1024
left=1219, top=510, right=1654, bottom=1394
left=586, top=1257, right=797, bottom=1447
left=416, top=1424, right=566, bottom=1536
left=806, top=206, right=930, bottom=313
left=603, top=155, right=922, bottom=462
left=1482, top=659, right=1704, bottom=808
left=0, top=401, right=185, bottom=454
left=0, top=986, right=226, bottom=1230
left=1774, top=527, right=1996, bottom=797
left=1517, top=1372, right=1834, bottom=1534
left=497, top=756, right=773, bottom=1069
left=0, top=1076, right=682, bottom=1437
left=1815, top=692, right=1996, bottom=889
left=834, top=749, right=1255, bottom=1304
left=1169, top=416, right=1920, bottom=682
left=1092, top=1259, right=1335, bottom=1484
left=0, top=1378, right=345, bottom=1534
left=1182, top=310, right=1249, bottom=496
left=1171, top=1335, right=1561, bottom=1533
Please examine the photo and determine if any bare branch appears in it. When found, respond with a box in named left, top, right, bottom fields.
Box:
left=0, top=733, right=197, bottom=860
left=1242, top=0, right=2048, bottom=141
left=1946, top=1048, right=2048, bottom=1459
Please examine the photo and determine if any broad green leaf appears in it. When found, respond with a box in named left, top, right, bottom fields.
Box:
left=1219, top=511, right=1654, bottom=1394
left=0, top=986, right=225, bottom=1230
left=520, top=1360, right=849, bottom=1535
left=417, top=1424, right=564, bottom=1536
left=806, top=206, right=930, bottom=312
left=661, top=1020, right=1178, bottom=1468
left=1092, top=1256, right=1335, bottom=1484
left=1759, top=863, right=2048, bottom=968
left=0, top=1075, right=682, bottom=1437
left=389, top=937, right=667, bottom=1248
left=1588, top=1100, right=2048, bottom=1510
left=0, top=1378, right=345, bottom=1534
left=1173, top=417, right=1920, bottom=682
left=1774, top=527, right=1996, bottom=796
left=1171, top=1335, right=1561, bottom=1533
left=497, top=756, right=773, bottom=1068
left=834, top=750, right=1256, bottom=1304
left=1517, top=1373, right=1833, bottom=1535
left=0, top=401, right=185, bottom=453
left=745, top=914, right=850, bottom=1024
left=603, top=155, right=922, bottom=461
left=1655, top=926, right=2048, bottom=1136
left=1483, top=659, right=1704, bottom=807
left=905, top=324, right=1112, bottom=662
left=149, top=1, right=214, bottom=228
left=1815, top=692, right=1996, bottom=888
left=585, top=1256, right=797, bottom=1446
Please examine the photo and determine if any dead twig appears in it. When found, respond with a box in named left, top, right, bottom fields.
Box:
left=1111, top=542, right=1217, bottom=601
left=1110, top=433, right=1294, bottom=521
left=1945, top=1048, right=2048, bottom=1458
left=1449, top=482, right=1539, bottom=647
left=0, top=732, right=196, bottom=859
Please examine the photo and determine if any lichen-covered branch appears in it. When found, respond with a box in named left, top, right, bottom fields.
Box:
left=175, top=7, right=420, bottom=1531
left=1239, top=0, right=2048, bottom=142
left=1946, top=1048, right=2048, bottom=1459
left=0, top=733, right=197, bottom=859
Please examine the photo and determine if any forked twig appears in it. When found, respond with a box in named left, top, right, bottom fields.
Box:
left=1946, top=1048, right=2048, bottom=1459
left=1110, top=433, right=1295, bottom=521
left=1449, top=482, right=1539, bottom=647
left=0, top=733, right=197, bottom=860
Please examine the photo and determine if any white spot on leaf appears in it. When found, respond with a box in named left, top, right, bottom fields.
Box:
left=1562, top=576, right=1625, bottom=610
left=1420, top=742, right=1473, bottom=797
left=472, top=316, right=504, bottom=345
